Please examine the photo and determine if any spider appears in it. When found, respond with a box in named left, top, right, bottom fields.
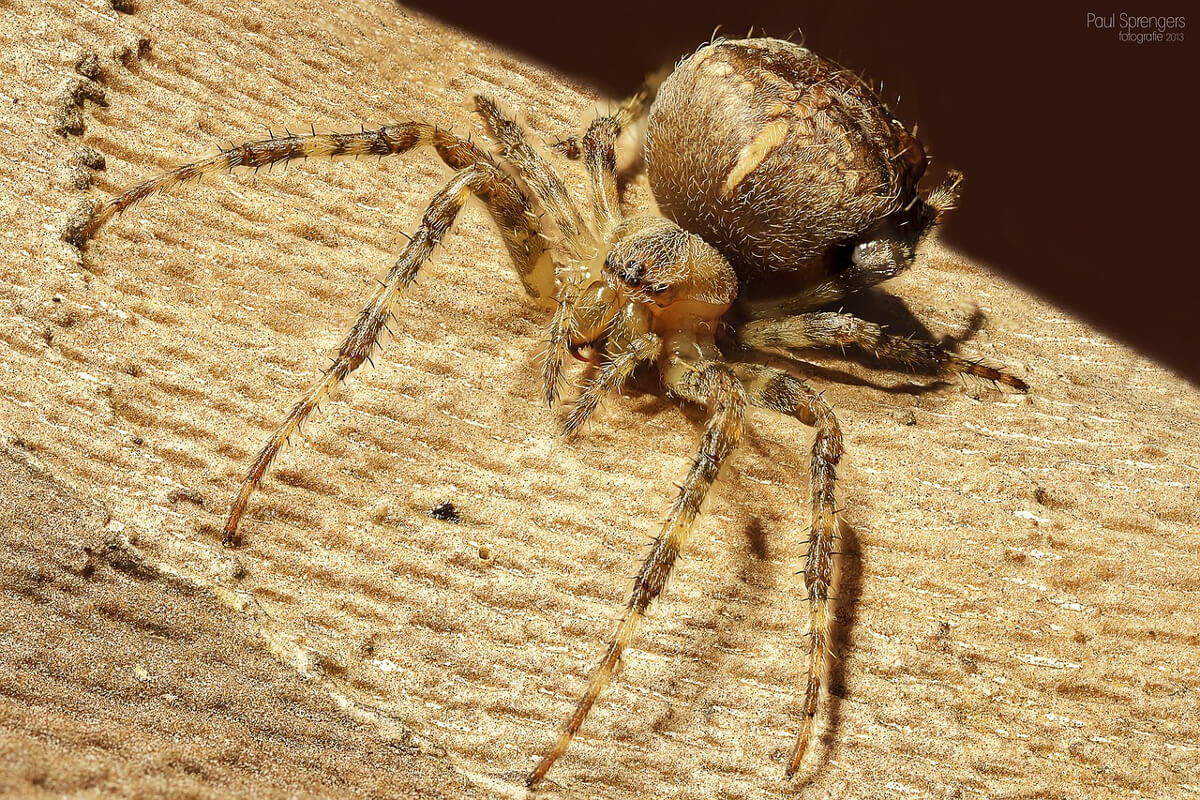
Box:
left=74, top=36, right=1027, bottom=788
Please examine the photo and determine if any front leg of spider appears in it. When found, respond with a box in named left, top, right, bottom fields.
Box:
left=77, top=122, right=555, bottom=545
left=730, top=362, right=845, bottom=772
left=528, top=111, right=746, bottom=783
left=528, top=362, right=747, bottom=787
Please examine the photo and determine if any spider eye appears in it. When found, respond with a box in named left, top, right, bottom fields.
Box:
left=622, top=262, right=646, bottom=287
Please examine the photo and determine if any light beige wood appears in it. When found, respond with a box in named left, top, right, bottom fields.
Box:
left=1, top=2, right=1197, bottom=797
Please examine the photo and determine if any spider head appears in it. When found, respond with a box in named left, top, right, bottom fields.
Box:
left=603, top=216, right=738, bottom=318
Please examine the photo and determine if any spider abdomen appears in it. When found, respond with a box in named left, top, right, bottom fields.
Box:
left=645, top=38, right=927, bottom=283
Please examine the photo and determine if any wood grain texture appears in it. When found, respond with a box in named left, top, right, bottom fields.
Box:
left=1, top=2, right=1197, bottom=798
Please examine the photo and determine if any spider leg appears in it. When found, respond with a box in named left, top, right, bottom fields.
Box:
left=542, top=280, right=619, bottom=406
left=223, top=163, right=519, bottom=545
left=581, top=115, right=622, bottom=231
left=579, top=96, right=646, bottom=231
left=76, top=124, right=555, bottom=300
left=551, top=73, right=662, bottom=163
left=728, top=362, right=843, bottom=776
left=737, top=311, right=1028, bottom=391
left=739, top=173, right=966, bottom=320
left=734, top=255, right=914, bottom=319
left=538, top=101, right=640, bottom=408
left=563, top=304, right=658, bottom=435
left=473, top=95, right=597, bottom=261
left=528, top=361, right=746, bottom=787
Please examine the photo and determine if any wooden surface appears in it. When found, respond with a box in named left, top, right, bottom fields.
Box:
left=1, top=2, right=1197, bottom=798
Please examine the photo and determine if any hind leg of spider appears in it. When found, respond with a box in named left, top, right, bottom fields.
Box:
left=222, top=159, right=545, bottom=545
left=733, top=234, right=933, bottom=319
left=736, top=311, right=1028, bottom=391
left=728, top=362, right=843, bottom=775
left=733, top=242, right=926, bottom=319
left=527, top=362, right=746, bottom=788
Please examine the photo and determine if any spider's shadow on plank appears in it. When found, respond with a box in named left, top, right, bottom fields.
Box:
left=600, top=500, right=865, bottom=776
left=729, top=287, right=993, bottom=397
left=836, top=285, right=989, bottom=355
left=818, top=518, right=862, bottom=768
left=604, top=286, right=987, bottom=417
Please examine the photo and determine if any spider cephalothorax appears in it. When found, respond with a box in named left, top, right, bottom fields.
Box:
left=76, top=35, right=1026, bottom=789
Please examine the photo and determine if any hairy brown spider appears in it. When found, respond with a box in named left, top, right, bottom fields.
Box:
left=76, top=36, right=1027, bottom=788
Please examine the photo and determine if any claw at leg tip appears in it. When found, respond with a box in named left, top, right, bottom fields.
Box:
left=221, top=518, right=242, bottom=548
left=787, top=739, right=808, bottom=777
left=526, top=764, right=548, bottom=790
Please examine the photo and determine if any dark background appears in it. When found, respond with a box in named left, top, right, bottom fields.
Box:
left=405, top=0, right=1198, bottom=385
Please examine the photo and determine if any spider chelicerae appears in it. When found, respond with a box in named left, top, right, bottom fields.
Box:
left=75, top=35, right=1027, bottom=788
